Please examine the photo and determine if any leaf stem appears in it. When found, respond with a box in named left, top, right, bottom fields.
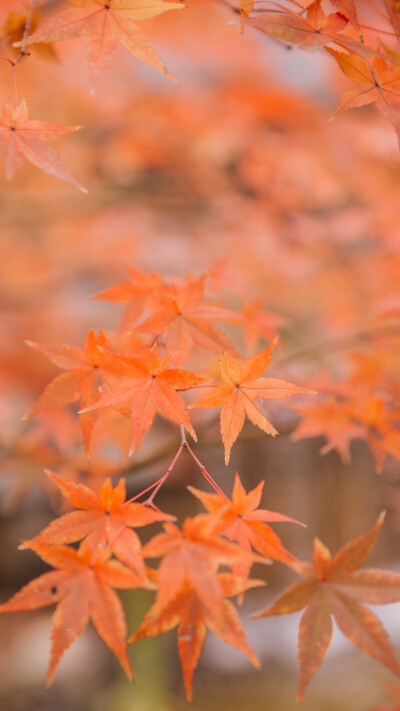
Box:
left=185, top=443, right=227, bottom=497
left=123, top=422, right=227, bottom=504
left=145, top=443, right=184, bottom=504
left=123, top=473, right=170, bottom=504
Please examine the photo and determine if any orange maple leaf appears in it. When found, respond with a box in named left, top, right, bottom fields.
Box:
left=249, top=0, right=348, bottom=52
left=93, top=266, right=165, bottom=333
left=190, top=338, right=315, bottom=464
left=329, top=0, right=362, bottom=38
left=241, top=297, right=288, bottom=353
left=130, top=573, right=262, bottom=701
left=385, top=0, right=400, bottom=36
left=189, top=472, right=302, bottom=576
left=16, top=0, right=185, bottom=87
left=0, top=541, right=154, bottom=683
left=254, top=512, right=400, bottom=701
left=137, top=274, right=240, bottom=365
left=30, top=472, right=171, bottom=576
left=239, top=0, right=254, bottom=21
left=327, top=50, right=400, bottom=145
left=142, top=514, right=264, bottom=624
left=292, top=397, right=366, bottom=465
left=79, top=342, right=204, bottom=453
left=24, top=329, right=117, bottom=456
left=0, top=98, right=85, bottom=191
left=293, top=392, right=400, bottom=471
left=249, top=1, right=383, bottom=60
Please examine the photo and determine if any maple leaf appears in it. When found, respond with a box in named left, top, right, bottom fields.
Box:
left=189, top=472, right=303, bottom=577
left=327, top=50, right=400, bottom=145
left=30, top=472, right=171, bottom=576
left=294, top=390, right=400, bottom=472
left=93, top=266, right=165, bottom=333
left=0, top=98, right=86, bottom=191
left=384, top=0, right=400, bottom=36
left=0, top=541, right=154, bottom=683
left=130, top=573, right=262, bottom=701
left=241, top=298, right=288, bottom=353
left=254, top=512, right=400, bottom=701
left=350, top=395, right=400, bottom=472
left=292, top=397, right=366, bottom=465
left=248, top=1, right=383, bottom=60
left=238, top=0, right=255, bottom=33
left=137, top=274, right=240, bottom=365
left=23, top=329, right=119, bottom=457
left=142, top=514, right=264, bottom=625
left=16, top=0, right=185, bottom=87
left=249, top=0, right=348, bottom=52
left=329, top=0, right=362, bottom=38
left=239, top=0, right=254, bottom=22
left=79, top=342, right=204, bottom=453
left=190, top=338, right=315, bottom=464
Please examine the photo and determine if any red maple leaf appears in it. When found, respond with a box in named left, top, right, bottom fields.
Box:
left=0, top=98, right=85, bottom=191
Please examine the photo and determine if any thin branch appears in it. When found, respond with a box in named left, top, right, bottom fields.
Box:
left=278, top=322, right=400, bottom=366
left=14, top=0, right=37, bottom=65
left=0, top=1, right=37, bottom=107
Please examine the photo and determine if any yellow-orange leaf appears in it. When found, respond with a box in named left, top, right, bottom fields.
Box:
left=190, top=340, right=315, bottom=463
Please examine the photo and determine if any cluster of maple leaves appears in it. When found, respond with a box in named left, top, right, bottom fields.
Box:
left=1, top=0, right=400, bottom=707
left=1, top=267, right=400, bottom=702
left=1, top=0, right=400, bottom=192
left=241, top=0, right=400, bottom=145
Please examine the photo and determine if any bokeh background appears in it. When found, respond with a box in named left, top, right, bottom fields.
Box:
left=0, top=1, right=400, bottom=710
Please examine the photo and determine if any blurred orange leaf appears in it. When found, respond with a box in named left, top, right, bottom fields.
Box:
left=255, top=512, right=400, bottom=701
